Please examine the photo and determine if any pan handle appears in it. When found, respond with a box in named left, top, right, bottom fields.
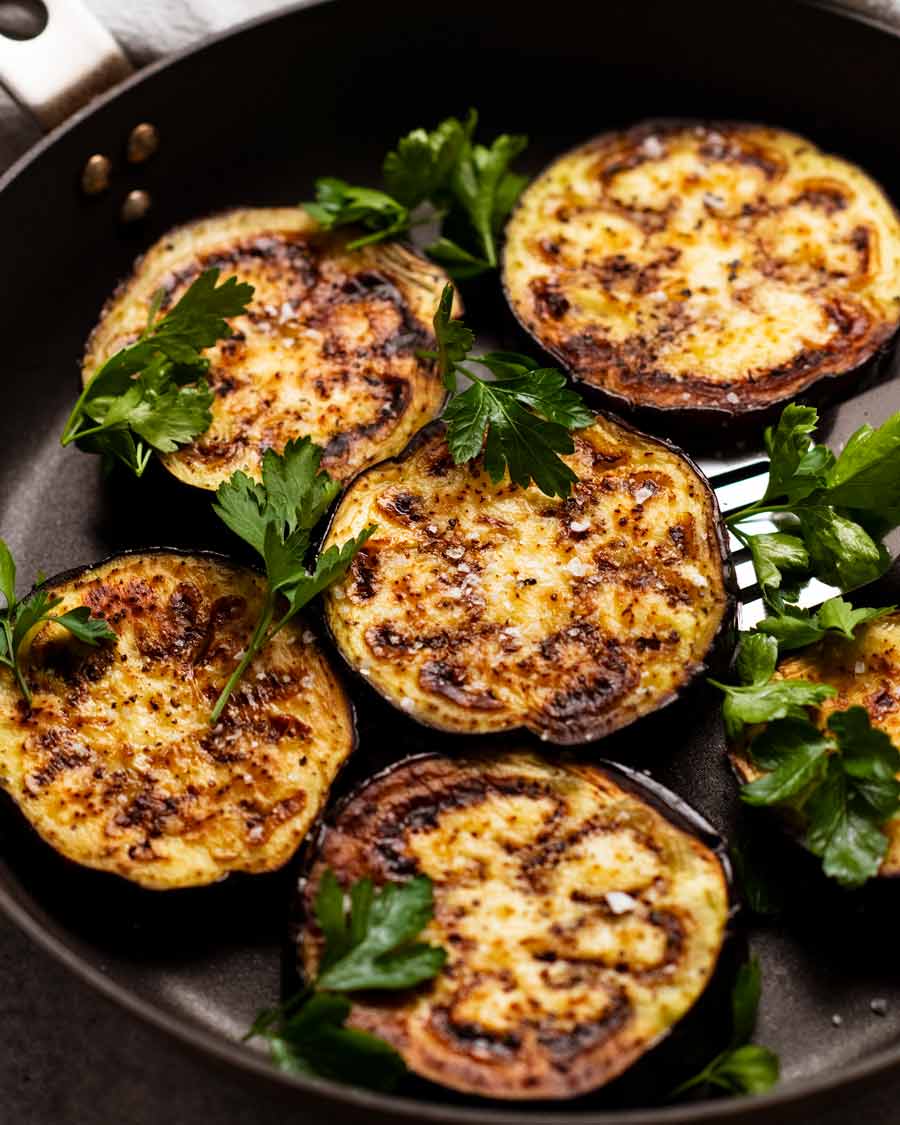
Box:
left=0, top=0, right=132, bottom=130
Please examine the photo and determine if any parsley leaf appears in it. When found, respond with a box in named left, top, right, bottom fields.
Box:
left=209, top=438, right=374, bottom=722
left=710, top=634, right=835, bottom=738
left=316, top=875, right=447, bottom=992
left=303, top=178, right=411, bottom=250
left=673, top=958, right=779, bottom=1099
left=61, top=269, right=254, bottom=477
left=737, top=705, right=900, bottom=888
left=428, top=284, right=593, bottom=497
left=757, top=595, right=894, bottom=653
left=428, top=129, right=528, bottom=274
left=301, top=110, right=528, bottom=276
left=729, top=404, right=900, bottom=615
left=0, top=538, right=116, bottom=706
left=248, top=872, right=445, bottom=1091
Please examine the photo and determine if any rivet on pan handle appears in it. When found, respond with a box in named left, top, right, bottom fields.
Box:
left=0, top=0, right=132, bottom=130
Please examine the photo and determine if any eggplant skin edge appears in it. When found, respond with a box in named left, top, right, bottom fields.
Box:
left=730, top=613, right=900, bottom=878
left=82, top=207, right=451, bottom=490
left=502, top=119, right=900, bottom=417
left=0, top=548, right=355, bottom=890
left=297, top=750, right=731, bottom=1100
left=321, top=415, right=735, bottom=745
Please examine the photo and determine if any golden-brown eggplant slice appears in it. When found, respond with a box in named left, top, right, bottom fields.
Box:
left=0, top=551, right=354, bottom=889
left=83, top=208, right=449, bottom=489
left=299, top=751, right=730, bottom=1100
left=503, top=121, right=900, bottom=414
left=322, top=418, right=731, bottom=743
left=730, top=614, right=900, bottom=876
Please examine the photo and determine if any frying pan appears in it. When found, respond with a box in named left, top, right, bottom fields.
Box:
left=2, top=1, right=900, bottom=1122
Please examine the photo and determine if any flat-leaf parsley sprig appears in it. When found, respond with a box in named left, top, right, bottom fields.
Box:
left=247, top=871, right=446, bottom=1090
left=62, top=269, right=254, bottom=477
left=303, top=110, right=528, bottom=277
left=209, top=438, right=374, bottom=722
left=714, top=633, right=900, bottom=888
left=726, top=404, right=900, bottom=612
left=425, top=284, right=594, bottom=497
left=0, top=539, right=115, bottom=706
left=673, top=958, right=779, bottom=1099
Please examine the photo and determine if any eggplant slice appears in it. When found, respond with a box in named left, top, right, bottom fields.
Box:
left=83, top=208, right=449, bottom=489
left=503, top=121, right=900, bottom=413
left=322, top=418, right=731, bottom=743
left=299, top=751, right=730, bottom=1100
left=730, top=614, right=900, bottom=876
left=0, top=551, right=354, bottom=889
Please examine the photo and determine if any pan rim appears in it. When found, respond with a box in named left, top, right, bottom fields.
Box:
left=1, top=0, right=898, bottom=1119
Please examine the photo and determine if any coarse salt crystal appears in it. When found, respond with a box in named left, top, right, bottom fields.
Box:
left=446, top=546, right=465, bottom=560
left=855, top=661, right=867, bottom=675
left=606, top=891, right=638, bottom=914
left=649, top=290, right=667, bottom=303
left=641, top=135, right=664, bottom=159
left=279, top=301, right=294, bottom=323
left=427, top=524, right=438, bottom=535
left=400, top=696, right=416, bottom=713
left=302, top=630, right=315, bottom=644
left=566, top=557, right=589, bottom=577
left=832, top=1014, right=843, bottom=1027
left=633, top=485, right=655, bottom=504
left=570, top=518, right=590, bottom=532
left=726, top=391, right=740, bottom=404
left=457, top=562, right=471, bottom=573
left=871, top=998, right=889, bottom=1016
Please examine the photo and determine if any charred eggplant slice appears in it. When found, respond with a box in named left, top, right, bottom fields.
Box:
left=730, top=615, right=900, bottom=876
left=322, top=418, right=731, bottom=743
left=503, top=122, right=900, bottom=413
left=299, top=751, right=730, bottom=1100
left=83, top=208, right=449, bottom=489
left=0, top=551, right=354, bottom=889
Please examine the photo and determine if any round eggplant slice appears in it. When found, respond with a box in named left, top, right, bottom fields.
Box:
left=730, top=614, right=900, bottom=876
left=322, top=418, right=731, bottom=743
left=83, top=208, right=449, bottom=489
left=299, top=751, right=730, bottom=1100
left=503, top=121, right=900, bottom=414
left=0, top=551, right=354, bottom=890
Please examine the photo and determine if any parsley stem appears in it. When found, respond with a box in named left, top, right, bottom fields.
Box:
left=725, top=502, right=797, bottom=528
left=209, top=594, right=275, bottom=724
left=1, top=618, right=28, bottom=704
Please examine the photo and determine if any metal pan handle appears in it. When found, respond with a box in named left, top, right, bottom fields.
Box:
left=0, top=0, right=132, bottom=130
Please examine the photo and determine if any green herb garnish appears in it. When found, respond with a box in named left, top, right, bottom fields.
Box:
left=248, top=871, right=446, bottom=1090
left=302, top=110, right=527, bottom=276
left=61, top=269, right=254, bottom=477
left=728, top=404, right=900, bottom=603
left=0, top=538, right=116, bottom=706
left=209, top=438, right=373, bottom=722
left=426, top=284, right=593, bottom=497
left=714, top=632, right=900, bottom=888
left=673, top=958, right=779, bottom=1098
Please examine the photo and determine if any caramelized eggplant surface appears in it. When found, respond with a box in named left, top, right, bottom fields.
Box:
left=299, top=751, right=730, bottom=1100
left=503, top=122, right=900, bottom=413
left=322, top=419, right=731, bottom=743
left=83, top=208, right=449, bottom=489
left=730, top=615, right=900, bottom=876
left=0, top=552, right=354, bottom=889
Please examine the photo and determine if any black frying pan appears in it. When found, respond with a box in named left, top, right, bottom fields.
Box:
left=2, top=1, right=900, bottom=1122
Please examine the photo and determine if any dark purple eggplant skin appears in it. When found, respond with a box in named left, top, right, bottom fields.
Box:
left=315, top=414, right=738, bottom=749
left=500, top=118, right=900, bottom=437
left=292, top=750, right=742, bottom=1108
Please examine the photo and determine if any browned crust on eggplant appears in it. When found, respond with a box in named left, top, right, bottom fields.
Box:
left=0, top=550, right=355, bottom=889
left=321, top=416, right=733, bottom=744
left=730, top=614, right=900, bottom=877
left=503, top=121, right=900, bottom=415
left=299, top=751, right=730, bottom=1100
left=82, top=208, right=451, bottom=489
